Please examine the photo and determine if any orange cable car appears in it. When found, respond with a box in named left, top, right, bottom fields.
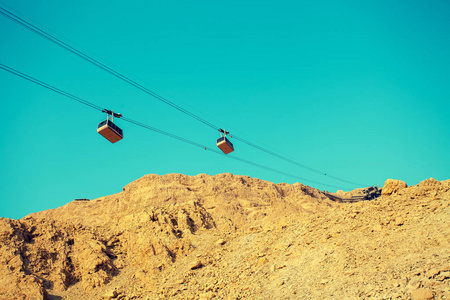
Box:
left=217, top=129, right=234, bottom=154
left=97, top=109, right=123, bottom=143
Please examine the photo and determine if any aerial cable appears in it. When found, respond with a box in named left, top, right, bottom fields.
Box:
left=120, top=117, right=349, bottom=189
left=120, top=118, right=346, bottom=189
left=0, top=63, right=350, bottom=190
left=0, top=6, right=220, bottom=130
left=0, top=5, right=365, bottom=188
left=232, top=135, right=367, bottom=187
left=112, top=118, right=348, bottom=189
left=0, top=63, right=103, bottom=112
left=121, top=117, right=209, bottom=150
left=212, top=150, right=346, bottom=189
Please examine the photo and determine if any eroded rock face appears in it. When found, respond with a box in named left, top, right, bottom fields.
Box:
left=0, top=201, right=217, bottom=297
left=382, top=179, right=408, bottom=196
left=0, top=219, right=48, bottom=300
left=0, top=174, right=449, bottom=299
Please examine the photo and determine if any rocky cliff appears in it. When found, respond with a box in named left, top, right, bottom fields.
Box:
left=0, top=174, right=449, bottom=299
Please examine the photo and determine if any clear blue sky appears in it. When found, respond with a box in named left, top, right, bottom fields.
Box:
left=1, top=0, right=449, bottom=219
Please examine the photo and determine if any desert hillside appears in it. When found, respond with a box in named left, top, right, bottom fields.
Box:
left=0, top=174, right=449, bottom=300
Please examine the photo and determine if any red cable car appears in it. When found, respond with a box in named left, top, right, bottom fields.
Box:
left=217, top=129, right=234, bottom=154
left=97, top=109, right=123, bottom=143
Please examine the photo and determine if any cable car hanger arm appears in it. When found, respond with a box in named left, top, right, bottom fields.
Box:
left=102, top=109, right=122, bottom=118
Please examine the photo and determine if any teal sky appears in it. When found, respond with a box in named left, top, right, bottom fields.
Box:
left=1, top=0, right=449, bottom=219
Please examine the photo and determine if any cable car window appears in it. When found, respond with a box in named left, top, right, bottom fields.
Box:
left=98, top=120, right=107, bottom=128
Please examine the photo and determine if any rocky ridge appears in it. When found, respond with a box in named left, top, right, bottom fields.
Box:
left=0, top=174, right=449, bottom=299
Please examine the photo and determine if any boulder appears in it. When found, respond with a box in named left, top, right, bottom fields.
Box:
left=381, top=179, right=407, bottom=196
left=411, top=288, right=434, bottom=300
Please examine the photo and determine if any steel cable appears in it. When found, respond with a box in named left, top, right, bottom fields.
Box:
left=0, top=6, right=220, bottom=130
left=0, top=6, right=366, bottom=188
left=0, top=63, right=350, bottom=190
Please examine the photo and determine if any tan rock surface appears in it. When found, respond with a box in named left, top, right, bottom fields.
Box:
left=382, top=178, right=408, bottom=196
left=0, top=173, right=449, bottom=299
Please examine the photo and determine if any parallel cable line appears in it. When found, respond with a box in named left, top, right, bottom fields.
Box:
left=232, top=135, right=366, bottom=187
left=0, top=6, right=220, bottom=130
left=120, top=117, right=208, bottom=150
left=0, top=63, right=349, bottom=190
left=0, top=5, right=365, bottom=188
left=215, top=151, right=346, bottom=189
left=0, top=63, right=103, bottom=112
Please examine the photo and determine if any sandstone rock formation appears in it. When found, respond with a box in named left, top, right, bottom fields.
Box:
left=0, top=173, right=449, bottom=299
left=382, top=179, right=408, bottom=196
